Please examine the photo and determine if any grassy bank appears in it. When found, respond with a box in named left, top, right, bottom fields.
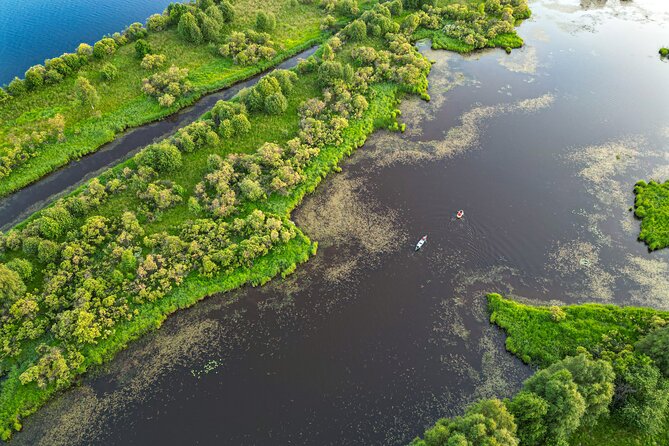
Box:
left=412, top=294, right=669, bottom=446
left=0, top=0, right=327, bottom=198
left=634, top=179, right=669, bottom=251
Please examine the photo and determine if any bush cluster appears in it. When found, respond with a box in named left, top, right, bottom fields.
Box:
left=141, top=65, right=191, bottom=107
left=218, top=30, right=277, bottom=66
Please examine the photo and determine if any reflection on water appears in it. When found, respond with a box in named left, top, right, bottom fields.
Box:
left=14, top=1, right=669, bottom=445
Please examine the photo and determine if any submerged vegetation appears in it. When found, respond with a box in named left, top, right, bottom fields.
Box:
left=412, top=294, right=669, bottom=446
left=634, top=180, right=669, bottom=251
left=0, top=0, right=532, bottom=439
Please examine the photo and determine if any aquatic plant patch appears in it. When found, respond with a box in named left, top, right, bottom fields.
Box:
left=634, top=180, right=669, bottom=250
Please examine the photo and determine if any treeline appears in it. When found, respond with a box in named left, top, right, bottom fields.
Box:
left=0, top=0, right=236, bottom=99
left=411, top=294, right=669, bottom=445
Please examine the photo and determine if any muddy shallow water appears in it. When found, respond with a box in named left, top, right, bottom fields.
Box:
left=13, top=1, right=669, bottom=445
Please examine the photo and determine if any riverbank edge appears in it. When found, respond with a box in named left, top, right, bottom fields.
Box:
left=0, top=35, right=327, bottom=199
left=0, top=82, right=401, bottom=439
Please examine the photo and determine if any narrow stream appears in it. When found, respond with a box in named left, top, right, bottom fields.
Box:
left=0, top=46, right=318, bottom=231
left=11, top=1, right=669, bottom=445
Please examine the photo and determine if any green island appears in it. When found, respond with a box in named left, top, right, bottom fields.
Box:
left=0, top=0, right=532, bottom=439
left=634, top=180, right=669, bottom=251
left=660, top=47, right=669, bottom=58
left=411, top=293, right=669, bottom=446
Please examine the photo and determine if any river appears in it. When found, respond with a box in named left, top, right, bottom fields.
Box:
left=0, top=46, right=319, bottom=231
left=0, top=0, right=174, bottom=86
left=12, top=0, right=669, bottom=445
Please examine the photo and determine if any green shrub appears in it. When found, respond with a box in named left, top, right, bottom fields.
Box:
left=636, top=325, right=669, bottom=377
left=93, top=37, right=117, bottom=58
left=76, top=43, right=93, bottom=57
left=140, top=53, right=167, bottom=71
left=135, top=39, right=153, bottom=58
left=7, top=77, right=27, bottom=96
left=342, top=19, right=367, bottom=41
left=137, top=141, right=183, bottom=172
left=178, top=12, right=203, bottom=43
left=124, top=22, right=148, bottom=41
left=5, top=259, right=33, bottom=281
left=147, top=13, right=168, bottom=32
left=100, top=63, right=119, bottom=81
left=256, top=11, right=277, bottom=32
left=25, top=65, right=46, bottom=89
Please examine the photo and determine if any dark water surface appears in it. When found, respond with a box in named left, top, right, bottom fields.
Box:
left=13, top=0, right=669, bottom=445
left=0, top=0, right=173, bottom=86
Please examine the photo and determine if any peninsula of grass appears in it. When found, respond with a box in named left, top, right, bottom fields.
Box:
left=0, top=0, right=532, bottom=439
left=634, top=179, right=669, bottom=250
left=412, top=294, right=669, bottom=446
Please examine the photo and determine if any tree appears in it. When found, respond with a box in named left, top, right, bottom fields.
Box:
left=25, top=65, right=46, bottom=89
left=18, top=345, right=78, bottom=389
left=0, top=263, right=26, bottom=307
left=414, top=399, right=518, bottom=446
left=141, top=53, right=167, bottom=71
left=553, top=353, right=614, bottom=424
left=522, top=367, right=585, bottom=445
left=137, top=141, right=183, bottom=172
left=199, top=8, right=223, bottom=42
left=135, top=39, right=153, bottom=58
left=219, top=0, right=235, bottom=22
left=124, top=22, right=148, bottom=41
left=7, top=77, right=26, bottom=96
left=506, top=391, right=548, bottom=446
left=256, top=11, right=277, bottom=32
left=74, top=77, right=100, bottom=109
left=343, top=19, right=367, bottom=41
left=178, top=12, right=203, bottom=43
left=264, top=92, right=288, bottom=115
left=76, top=43, right=93, bottom=57
left=636, top=326, right=669, bottom=376
left=37, top=239, right=59, bottom=264
left=611, top=350, right=669, bottom=436
left=100, top=63, right=119, bottom=81
left=147, top=13, right=168, bottom=31
left=93, top=37, right=117, bottom=58
left=5, top=259, right=33, bottom=281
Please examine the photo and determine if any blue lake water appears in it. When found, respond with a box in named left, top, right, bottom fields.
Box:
left=0, top=0, right=174, bottom=86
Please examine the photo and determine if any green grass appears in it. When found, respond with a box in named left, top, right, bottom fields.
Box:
left=487, top=293, right=669, bottom=367
left=634, top=180, right=669, bottom=251
left=0, top=0, right=326, bottom=198
left=488, top=293, right=669, bottom=445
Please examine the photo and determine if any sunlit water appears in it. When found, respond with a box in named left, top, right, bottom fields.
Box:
left=12, top=1, right=669, bottom=445
left=0, top=0, right=173, bottom=85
